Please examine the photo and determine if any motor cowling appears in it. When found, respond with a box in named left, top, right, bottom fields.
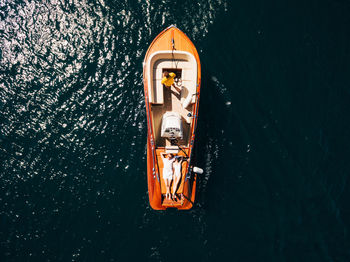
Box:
left=161, top=112, right=183, bottom=139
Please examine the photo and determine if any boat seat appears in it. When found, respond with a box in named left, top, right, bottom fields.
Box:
left=180, top=69, right=196, bottom=107
left=162, top=197, right=183, bottom=207
left=180, top=84, right=196, bottom=108
left=165, top=145, right=179, bottom=154
left=150, top=59, right=196, bottom=105
left=150, top=79, right=164, bottom=104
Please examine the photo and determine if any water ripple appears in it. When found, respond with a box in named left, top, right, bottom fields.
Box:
left=0, top=0, right=228, bottom=260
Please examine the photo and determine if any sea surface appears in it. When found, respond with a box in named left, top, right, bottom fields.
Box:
left=1, top=0, right=350, bottom=261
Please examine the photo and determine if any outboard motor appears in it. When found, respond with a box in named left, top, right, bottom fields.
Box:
left=161, top=112, right=183, bottom=139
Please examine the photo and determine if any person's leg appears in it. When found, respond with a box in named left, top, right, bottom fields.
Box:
left=168, top=179, right=172, bottom=199
left=172, top=175, right=180, bottom=199
left=172, top=84, right=182, bottom=93
left=166, top=179, right=172, bottom=199
left=165, top=179, right=169, bottom=199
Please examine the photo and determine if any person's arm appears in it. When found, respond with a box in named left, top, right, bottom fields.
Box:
left=160, top=153, right=165, bottom=164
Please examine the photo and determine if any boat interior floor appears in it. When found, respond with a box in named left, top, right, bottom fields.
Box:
left=151, top=75, right=192, bottom=148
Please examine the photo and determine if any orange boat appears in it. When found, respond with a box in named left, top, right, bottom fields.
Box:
left=143, top=25, right=202, bottom=210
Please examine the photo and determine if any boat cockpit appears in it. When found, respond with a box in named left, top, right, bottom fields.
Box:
left=146, top=51, right=198, bottom=149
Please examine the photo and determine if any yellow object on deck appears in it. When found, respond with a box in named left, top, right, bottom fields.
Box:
left=161, top=72, right=176, bottom=87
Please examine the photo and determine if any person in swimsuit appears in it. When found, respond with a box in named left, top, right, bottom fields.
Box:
left=161, top=153, right=175, bottom=199
left=172, top=156, right=183, bottom=200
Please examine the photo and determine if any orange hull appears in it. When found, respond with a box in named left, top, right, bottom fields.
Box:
left=143, top=26, right=201, bottom=210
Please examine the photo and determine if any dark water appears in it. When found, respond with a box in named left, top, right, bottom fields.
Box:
left=1, top=0, right=350, bottom=261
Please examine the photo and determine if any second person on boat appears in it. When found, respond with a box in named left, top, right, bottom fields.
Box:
left=161, top=71, right=182, bottom=93
left=161, top=153, right=175, bottom=200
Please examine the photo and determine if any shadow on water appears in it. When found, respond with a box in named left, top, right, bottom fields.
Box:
left=195, top=66, right=243, bottom=206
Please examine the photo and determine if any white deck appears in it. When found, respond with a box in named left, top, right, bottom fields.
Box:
left=146, top=51, right=198, bottom=147
left=147, top=51, right=197, bottom=105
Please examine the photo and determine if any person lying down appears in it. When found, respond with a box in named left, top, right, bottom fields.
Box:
left=160, top=153, right=183, bottom=200
left=160, top=153, right=175, bottom=200
left=172, top=156, right=183, bottom=200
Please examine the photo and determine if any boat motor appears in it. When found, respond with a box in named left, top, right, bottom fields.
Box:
left=161, top=112, right=183, bottom=139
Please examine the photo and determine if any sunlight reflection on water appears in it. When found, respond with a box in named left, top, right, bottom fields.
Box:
left=0, top=0, right=228, bottom=260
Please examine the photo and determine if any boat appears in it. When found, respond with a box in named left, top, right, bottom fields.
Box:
left=143, top=25, right=202, bottom=210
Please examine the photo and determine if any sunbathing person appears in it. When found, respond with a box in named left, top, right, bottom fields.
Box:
left=172, top=156, right=183, bottom=200
left=160, top=153, right=175, bottom=199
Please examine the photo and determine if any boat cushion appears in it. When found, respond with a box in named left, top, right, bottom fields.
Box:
left=151, top=78, right=164, bottom=104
